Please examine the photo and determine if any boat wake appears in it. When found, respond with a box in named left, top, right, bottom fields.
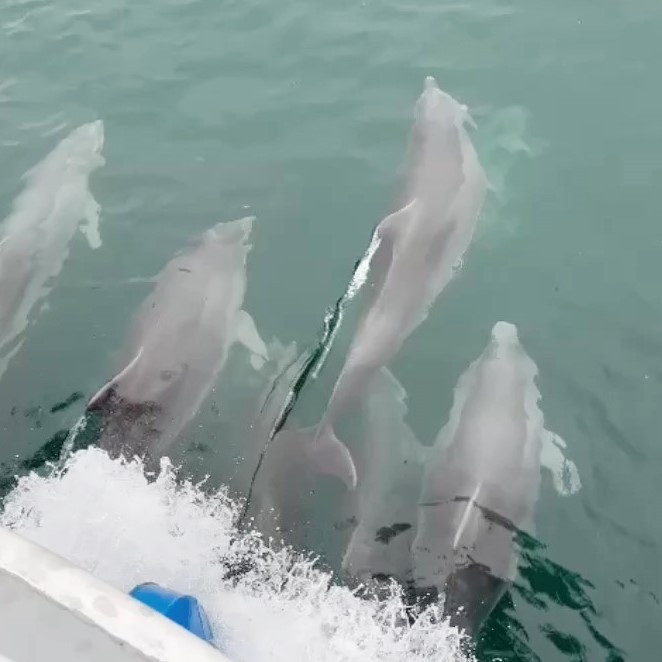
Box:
left=0, top=447, right=473, bottom=662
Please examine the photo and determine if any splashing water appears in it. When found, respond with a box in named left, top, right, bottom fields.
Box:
left=0, top=447, right=473, bottom=662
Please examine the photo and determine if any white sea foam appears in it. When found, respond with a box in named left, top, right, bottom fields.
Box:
left=0, top=447, right=473, bottom=662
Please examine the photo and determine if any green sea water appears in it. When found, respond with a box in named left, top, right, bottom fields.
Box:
left=1, top=0, right=661, bottom=659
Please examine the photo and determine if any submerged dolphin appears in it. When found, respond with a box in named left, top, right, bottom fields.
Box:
left=342, top=368, right=426, bottom=588
left=87, top=217, right=267, bottom=462
left=411, top=322, right=578, bottom=636
left=270, top=76, right=487, bottom=491
left=0, top=121, right=105, bottom=379
left=244, top=342, right=319, bottom=540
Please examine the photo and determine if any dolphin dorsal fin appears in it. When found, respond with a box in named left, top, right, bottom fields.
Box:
left=376, top=199, right=417, bottom=244
left=87, top=347, right=144, bottom=409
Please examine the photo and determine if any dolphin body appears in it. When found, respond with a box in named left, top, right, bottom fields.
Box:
left=243, top=344, right=316, bottom=540
left=0, top=121, right=105, bottom=380
left=411, top=322, right=553, bottom=636
left=87, top=217, right=267, bottom=463
left=339, top=325, right=580, bottom=634
left=341, top=368, right=426, bottom=589
left=269, top=76, right=487, bottom=492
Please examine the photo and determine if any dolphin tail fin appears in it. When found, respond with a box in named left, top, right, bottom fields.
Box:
left=305, top=425, right=357, bottom=490
left=87, top=347, right=143, bottom=411
left=234, top=309, right=268, bottom=370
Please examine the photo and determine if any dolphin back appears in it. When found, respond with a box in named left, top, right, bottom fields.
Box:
left=342, top=368, right=425, bottom=585
left=304, top=77, right=487, bottom=493
left=0, top=122, right=106, bottom=379
left=412, top=322, right=543, bottom=633
left=87, top=217, right=263, bottom=461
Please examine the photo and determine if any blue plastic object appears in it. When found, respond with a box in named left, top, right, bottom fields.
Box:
left=129, top=582, right=214, bottom=644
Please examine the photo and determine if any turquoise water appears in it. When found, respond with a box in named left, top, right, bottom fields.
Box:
left=1, top=0, right=662, bottom=659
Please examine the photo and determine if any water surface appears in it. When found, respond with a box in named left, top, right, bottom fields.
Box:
left=1, top=0, right=661, bottom=659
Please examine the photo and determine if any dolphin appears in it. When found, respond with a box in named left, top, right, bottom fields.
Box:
left=341, top=368, right=426, bottom=589
left=411, top=322, right=579, bottom=636
left=268, top=76, right=487, bottom=492
left=0, top=121, right=105, bottom=379
left=218, top=336, right=301, bottom=501
left=86, top=217, right=268, bottom=463
left=243, top=344, right=316, bottom=540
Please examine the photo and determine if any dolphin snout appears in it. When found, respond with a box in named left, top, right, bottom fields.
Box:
left=491, top=321, right=519, bottom=345
left=70, top=120, right=105, bottom=152
left=417, top=76, right=462, bottom=126
left=208, top=216, right=255, bottom=244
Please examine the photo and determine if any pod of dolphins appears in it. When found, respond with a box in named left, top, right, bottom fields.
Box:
left=0, top=77, right=581, bottom=638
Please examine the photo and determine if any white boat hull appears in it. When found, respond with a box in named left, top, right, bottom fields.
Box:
left=0, top=526, right=230, bottom=662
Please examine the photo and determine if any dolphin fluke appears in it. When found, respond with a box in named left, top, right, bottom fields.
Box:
left=269, top=426, right=358, bottom=491
left=310, top=425, right=358, bottom=490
